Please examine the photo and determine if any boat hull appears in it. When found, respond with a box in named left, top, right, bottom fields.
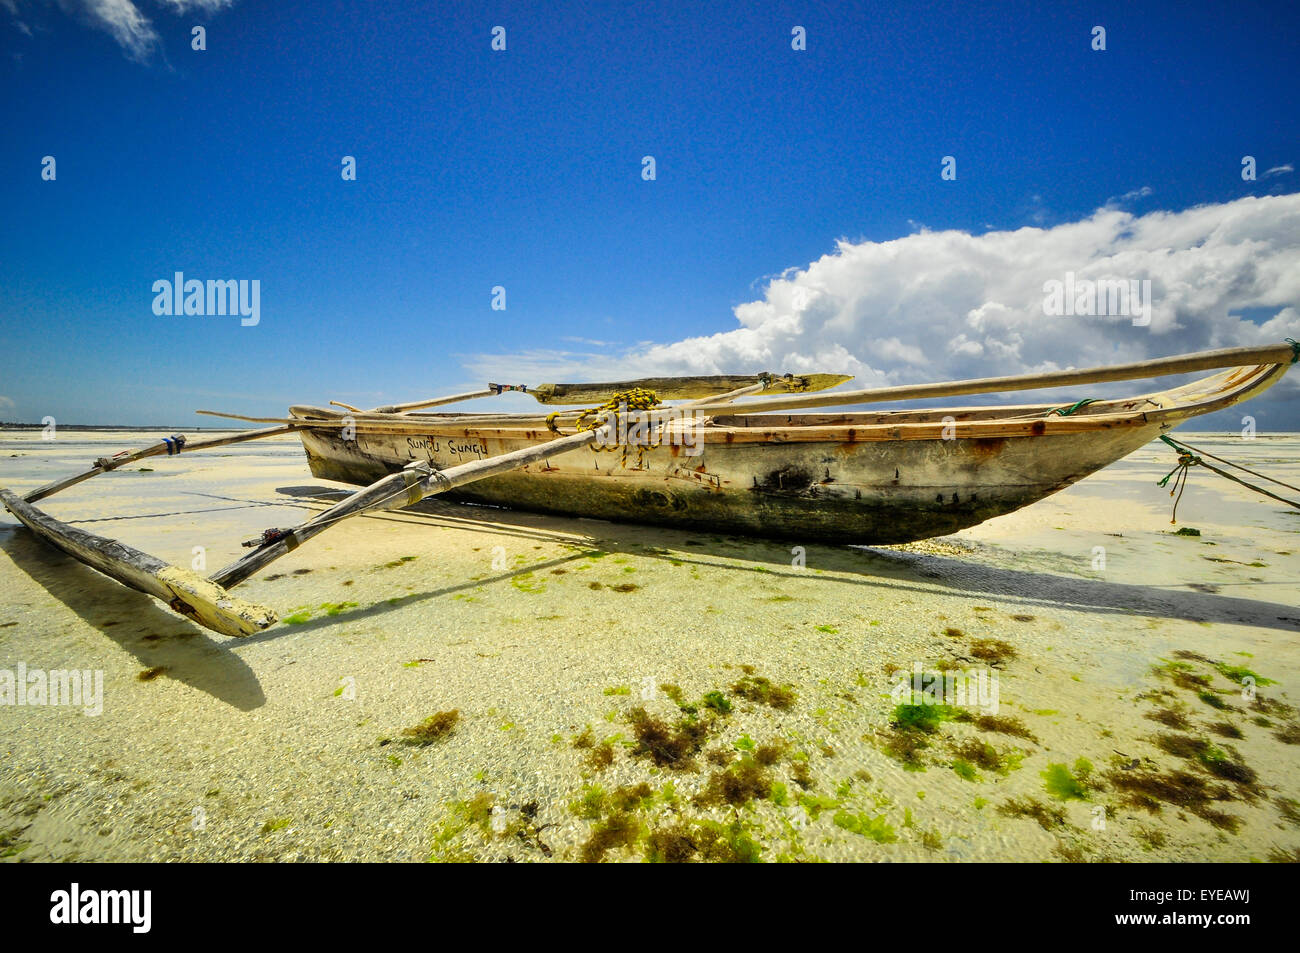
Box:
left=297, top=423, right=1164, bottom=544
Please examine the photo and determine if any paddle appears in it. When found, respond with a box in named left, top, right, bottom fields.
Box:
left=321, top=372, right=854, bottom=416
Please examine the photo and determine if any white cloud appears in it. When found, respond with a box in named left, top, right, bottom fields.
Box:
left=1264, top=164, right=1294, bottom=178
left=7, top=1, right=237, bottom=61
left=154, top=0, right=232, bottom=13
left=1105, top=185, right=1154, bottom=207
left=469, top=195, right=1300, bottom=410
left=53, top=0, right=158, bottom=60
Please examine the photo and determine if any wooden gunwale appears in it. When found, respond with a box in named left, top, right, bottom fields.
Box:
left=293, top=363, right=1285, bottom=445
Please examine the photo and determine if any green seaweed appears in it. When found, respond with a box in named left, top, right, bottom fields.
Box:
left=832, top=811, right=897, bottom=843
left=969, top=639, right=1018, bottom=665
left=696, top=756, right=774, bottom=808
left=701, top=691, right=733, bottom=714
left=626, top=707, right=711, bottom=770
left=511, top=572, right=545, bottom=593
left=951, top=758, right=979, bottom=782
left=1214, top=663, right=1275, bottom=687
left=731, top=675, right=797, bottom=710
left=1041, top=759, right=1093, bottom=800
left=400, top=709, right=460, bottom=745
left=892, top=703, right=955, bottom=733
left=998, top=797, right=1066, bottom=830
left=951, top=739, right=1023, bottom=776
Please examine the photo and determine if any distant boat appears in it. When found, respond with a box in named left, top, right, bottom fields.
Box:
left=3, top=343, right=1295, bottom=637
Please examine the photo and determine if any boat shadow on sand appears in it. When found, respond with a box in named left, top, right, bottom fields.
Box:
left=2, top=485, right=1293, bottom=708
left=263, top=484, right=1300, bottom=636
left=0, top=524, right=266, bottom=710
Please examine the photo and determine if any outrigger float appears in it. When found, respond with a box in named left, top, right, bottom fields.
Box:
left=2, top=343, right=1297, bottom=637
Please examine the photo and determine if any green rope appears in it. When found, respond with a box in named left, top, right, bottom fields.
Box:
left=1047, top=398, right=1099, bottom=417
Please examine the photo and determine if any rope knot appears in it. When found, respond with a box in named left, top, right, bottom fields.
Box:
left=573, top=388, right=662, bottom=432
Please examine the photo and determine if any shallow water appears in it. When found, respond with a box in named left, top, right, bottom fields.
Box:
left=1, top=430, right=1297, bottom=862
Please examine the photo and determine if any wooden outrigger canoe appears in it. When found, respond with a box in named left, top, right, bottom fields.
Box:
left=289, top=358, right=1291, bottom=545
left=2, top=344, right=1296, bottom=637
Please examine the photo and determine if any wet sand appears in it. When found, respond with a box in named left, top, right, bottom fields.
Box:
left=1, top=429, right=1298, bottom=862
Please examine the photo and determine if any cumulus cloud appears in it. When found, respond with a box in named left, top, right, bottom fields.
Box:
left=469, top=194, right=1300, bottom=413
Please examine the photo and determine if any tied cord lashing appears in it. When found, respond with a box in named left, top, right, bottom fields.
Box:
left=93, top=434, right=186, bottom=470
left=547, top=388, right=664, bottom=466
left=1157, top=434, right=1300, bottom=523
left=1047, top=398, right=1098, bottom=417
left=1156, top=437, right=1200, bottom=523
left=546, top=387, right=662, bottom=436
left=243, top=527, right=294, bottom=549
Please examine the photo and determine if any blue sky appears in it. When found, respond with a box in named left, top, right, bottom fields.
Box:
left=1, top=0, right=1297, bottom=426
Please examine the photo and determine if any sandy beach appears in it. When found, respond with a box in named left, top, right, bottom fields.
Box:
left=1, top=429, right=1298, bottom=863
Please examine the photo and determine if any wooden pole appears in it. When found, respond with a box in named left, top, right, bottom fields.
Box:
left=194, top=344, right=1294, bottom=432
left=23, top=425, right=298, bottom=504
left=679, top=344, right=1297, bottom=417
left=0, top=489, right=276, bottom=636
left=369, top=389, right=498, bottom=414
left=209, top=423, right=611, bottom=589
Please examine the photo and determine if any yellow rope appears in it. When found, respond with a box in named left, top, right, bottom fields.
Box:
left=573, top=387, right=662, bottom=430
left=548, top=388, right=664, bottom=468
left=544, top=388, right=663, bottom=436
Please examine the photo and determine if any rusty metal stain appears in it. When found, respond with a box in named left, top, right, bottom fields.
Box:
left=969, top=437, right=1007, bottom=459
left=667, top=465, right=721, bottom=489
